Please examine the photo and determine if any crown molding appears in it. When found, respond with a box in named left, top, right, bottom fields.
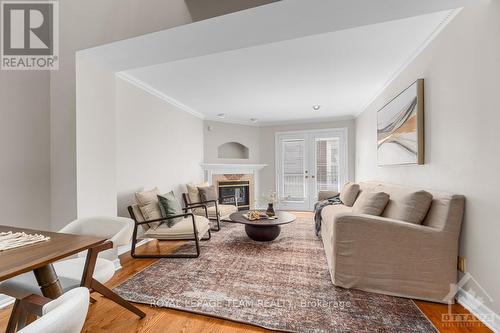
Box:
left=115, top=72, right=205, bottom=119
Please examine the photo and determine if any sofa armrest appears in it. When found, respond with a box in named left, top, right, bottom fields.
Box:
left=318, top=191, right=339, bottom=201
left=331, top=213, right=458, bottom=302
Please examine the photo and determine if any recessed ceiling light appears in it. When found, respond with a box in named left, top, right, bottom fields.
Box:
left=250, top=118, right=258, bottom=123
left=216, top=113, right=226, bottom=119
left=312, top=105, right=321, bottom=111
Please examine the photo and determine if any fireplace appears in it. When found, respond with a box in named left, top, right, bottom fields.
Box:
left=201, top=163, right=267, bottom=210
left=218, top=180, right=250, bottom=210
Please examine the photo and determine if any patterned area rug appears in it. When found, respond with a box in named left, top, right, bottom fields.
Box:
left=114, top=216, right=436, bottom=333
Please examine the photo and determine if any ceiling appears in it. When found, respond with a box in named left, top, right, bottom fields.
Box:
left=121, top=10, right=454, bottom=124
left=80, top=0, right=474, bottom=125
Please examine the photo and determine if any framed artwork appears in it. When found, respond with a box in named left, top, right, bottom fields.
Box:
left=377, top=79, right=424, bottom=166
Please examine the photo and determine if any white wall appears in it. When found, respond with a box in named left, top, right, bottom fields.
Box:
left=116, top=78, right=204, bottom=217
left=203, top=120, right=260, bottom=164
left=355, top=2, right=500, bottom=315
left=259, top=119, right=356, bottom=197
left=53, top=0, right=275, bottom=230
left=51, top=0, right=194, bottom=230
left=75, top=54, right=118, bottom=219
left=0, top=71, right=51, bottom=230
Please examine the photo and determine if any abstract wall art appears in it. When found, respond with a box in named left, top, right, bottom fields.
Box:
left=377, top=79, right=424, bottom=166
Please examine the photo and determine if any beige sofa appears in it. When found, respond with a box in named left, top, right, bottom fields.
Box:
left=320, top=181, right=465, bottom=303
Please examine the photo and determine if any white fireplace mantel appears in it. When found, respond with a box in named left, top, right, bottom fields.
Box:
left=200, top=163, right=266, bottom=173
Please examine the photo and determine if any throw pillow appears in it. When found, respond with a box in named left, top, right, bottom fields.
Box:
left=352, top=191, right=390, bottom=216
left=157, top=192, right=184, bottom=227
left=198, top=185, right=218, bottom=204
left=339, top=182, right=360, bottom=207
left=186, top=182, right=209, bottom=204
left=139, top=202, right=162, bottom=221
left=390, top=190, right=433, bottom=224
left=136, top=187, right=162, bottom=223
left=135, top=187, right=160, bottom=206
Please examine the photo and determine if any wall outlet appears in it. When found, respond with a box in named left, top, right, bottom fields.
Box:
left=458, top=256, right=466, bottom=272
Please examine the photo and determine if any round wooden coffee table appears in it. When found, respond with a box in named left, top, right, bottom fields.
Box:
left=228, top=210, right=296, bottom=242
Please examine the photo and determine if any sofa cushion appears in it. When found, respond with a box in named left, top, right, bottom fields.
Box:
left=384, top=190, right=433, bottom=225
left=186, top=182, right=209, bottom=204
left=339, top=182, right=360, bottom=207
left=157, top=191, right=183, bottom=227
left=359, top=181, right=464, bottom=230
left=352, top=191, right=390, bottom=216
left=321, top=204, right=353, bottom=225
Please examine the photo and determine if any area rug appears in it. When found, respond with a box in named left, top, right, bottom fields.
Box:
left=114, top=216, right=437, bottom=333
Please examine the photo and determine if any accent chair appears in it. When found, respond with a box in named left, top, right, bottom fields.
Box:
left=128, top=203, right=211, bottom=258
left=182, top=183, right=238, bottom=231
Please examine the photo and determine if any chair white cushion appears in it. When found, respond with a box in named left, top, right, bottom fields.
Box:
left=0, top=258, right=115, bottom=299
left=54, top=257, right=115, bottom=285
left=194, top=204, right=237, bottom=219
left=19, top=287, right=89, bottom=333
left=144, top=215, right=209, bottom=240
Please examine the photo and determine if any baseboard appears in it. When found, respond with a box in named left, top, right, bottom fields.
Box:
left=1, top=239, right=152, bottom=309
left=457, top=289, right=500, bottom=333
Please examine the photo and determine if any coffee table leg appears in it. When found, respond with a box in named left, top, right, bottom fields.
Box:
left=245, top=225, right=281, bottom=242
left=33, top=264, right=64, bottom=299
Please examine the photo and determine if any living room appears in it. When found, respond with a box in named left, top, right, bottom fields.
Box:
left=0, top=0, right=499, bottom=332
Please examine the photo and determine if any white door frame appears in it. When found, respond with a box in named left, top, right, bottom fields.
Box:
left=275, top=127, right=348, bottom=211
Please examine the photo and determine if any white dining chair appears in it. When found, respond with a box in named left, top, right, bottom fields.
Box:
left=0, top=216, right=145, bottom=330
left=18, top=287, right=89, bottom=333
left=59, top=216, right=135, bottom=261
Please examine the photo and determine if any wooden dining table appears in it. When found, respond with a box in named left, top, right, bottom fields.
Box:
left=0, top=225, right=145, bottom=325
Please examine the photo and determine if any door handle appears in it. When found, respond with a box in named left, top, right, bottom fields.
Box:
left=304, top=175, right=308, bottom=179
left=311, top=175, right=315, bottom=179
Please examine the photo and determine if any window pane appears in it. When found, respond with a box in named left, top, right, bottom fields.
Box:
left=282, top=139, right=305, bottom=201
left=315, top=138, right=339, bottom=193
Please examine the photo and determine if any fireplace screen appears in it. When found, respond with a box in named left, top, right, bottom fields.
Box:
left=218, top=181, right=250, bottom=209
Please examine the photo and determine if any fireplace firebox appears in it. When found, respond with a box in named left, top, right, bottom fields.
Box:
left=218, top=180, right=250, bottom=210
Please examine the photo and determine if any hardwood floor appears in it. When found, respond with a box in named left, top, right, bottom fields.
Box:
left=0, top=212, right=492, bottom=333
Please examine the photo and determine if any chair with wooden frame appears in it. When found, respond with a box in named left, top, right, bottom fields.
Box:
left=182, top=193, right=238, bottom=232
left=127, top=203, right=211, bottom=259
left=1, top=217, right=145, bottom=333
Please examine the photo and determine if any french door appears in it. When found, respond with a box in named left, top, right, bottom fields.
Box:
left=276, top=129, right=348, bottom=210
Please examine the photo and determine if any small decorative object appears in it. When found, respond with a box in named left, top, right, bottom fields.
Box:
left=244, top=211, right=268, bottom=221
left=262, top=190, right=279, bottom=217
left=266, top=203, right=275, bottom=217
left=377, top=79, right=424, bottom=166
